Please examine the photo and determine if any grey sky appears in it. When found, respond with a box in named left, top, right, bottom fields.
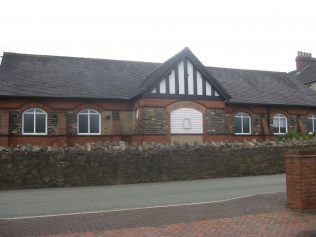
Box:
left=0, top=0, right=315, bottom=72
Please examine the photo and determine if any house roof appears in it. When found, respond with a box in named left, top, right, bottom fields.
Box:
left=0, top=52, right=159, bottom=100
left=291, top=64, right=316, bottom=84
left=0, top=49, right=316, bottom=107
left=207, top=67, right=316, bottom=107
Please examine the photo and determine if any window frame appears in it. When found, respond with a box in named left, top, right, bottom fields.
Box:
left=308, top=115, right=316, bottom=134
left=234, top=112, right=251, bottom=135
left=77, top=109, right=101, bottom=135
left=22, top=108, right=48, bottom=135
left=273, top=113, right=288, bottom=135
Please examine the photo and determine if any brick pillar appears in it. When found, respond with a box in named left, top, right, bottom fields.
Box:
left=297, top=117, right=307, bottom=134
left=0, top=110, right=9, bottom=146
left=57, top=112, right=67, bottom=146
left=285, top=150, right=316, bottom=210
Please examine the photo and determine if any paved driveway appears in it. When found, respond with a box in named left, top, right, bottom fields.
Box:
left=1, top=193, right=316, bottom=237
left=0, top=174, right=285, bottom=218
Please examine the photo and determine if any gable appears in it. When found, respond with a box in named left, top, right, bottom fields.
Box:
left=147, top=58, right=222, bottom=99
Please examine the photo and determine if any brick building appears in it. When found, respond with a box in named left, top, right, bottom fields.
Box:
left=0, top=48, right=315, bottom=146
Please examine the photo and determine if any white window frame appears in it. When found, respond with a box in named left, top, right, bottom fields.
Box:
left=22, top=108, right=47, bottom=135
left=273, top=113, right=288, bottom=135
left=77, top=109, right=101, bottom=135
left=308, top=115, right=316, bottom=134
left=234, top=112, right=251, bottom=135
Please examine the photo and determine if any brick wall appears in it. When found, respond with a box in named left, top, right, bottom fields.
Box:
left=285, top=150, right=316, bottom=210
left=0, top=97, right=316, bottom=146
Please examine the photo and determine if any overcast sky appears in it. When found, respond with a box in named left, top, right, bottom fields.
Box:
left=0, top=0, right=315, bottom=72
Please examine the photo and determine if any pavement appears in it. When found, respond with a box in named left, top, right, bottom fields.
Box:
left=1, top=174, right=315, bottom=237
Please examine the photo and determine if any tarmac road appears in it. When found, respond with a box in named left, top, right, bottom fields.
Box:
left=0, top=174, right=285, bottom=219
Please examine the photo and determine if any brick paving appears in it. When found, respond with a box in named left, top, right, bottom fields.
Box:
left=0, top=192, right=315, bottom=237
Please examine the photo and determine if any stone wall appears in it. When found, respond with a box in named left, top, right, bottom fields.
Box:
left=1, top=140, right=316, bottom=190
left=141, top=107, right=166, bottom=134
left=206, top=109, right=226, bottom=134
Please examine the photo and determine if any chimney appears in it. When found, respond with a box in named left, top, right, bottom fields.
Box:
left=295, top=51, right=316, bottom=71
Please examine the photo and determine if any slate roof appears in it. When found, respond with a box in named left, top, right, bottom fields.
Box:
left=0, top=49, right=316, bottom=107
left=291, top=64, right=316, bottom=84
left=207, top=67, right=316, bottom=107
left=0, top=52, right=159, bottom=100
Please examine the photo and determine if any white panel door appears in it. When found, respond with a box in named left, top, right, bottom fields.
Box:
left=170, top=108, right=203, bottom=134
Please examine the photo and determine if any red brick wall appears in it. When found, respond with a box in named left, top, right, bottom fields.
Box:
left=0, top=110, right=9, bottom=146
left=285, top=150, right=316, bottom=210
left=0, top=97, right=315, bottom=146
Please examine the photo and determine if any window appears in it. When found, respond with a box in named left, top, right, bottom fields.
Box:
left=234, top=112, right=251, bottom=134
left=22, top=108, right=47, bottom=135
left=78, top=109, right=101, bottom=135
left=308, top=115, right=316, bottom=134
left=273, top=114, right=287, bottom=134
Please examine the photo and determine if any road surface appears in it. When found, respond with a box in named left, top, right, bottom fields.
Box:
left=0, top=174, right=285, bottom=218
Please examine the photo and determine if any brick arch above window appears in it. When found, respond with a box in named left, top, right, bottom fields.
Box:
left=73, top=104, right=103, bottom=114
left=166, top=101, right=206, bottom=113
left=19, top=103, right=52, bottom=112
left=229, top=108, right=255, bottom=119
left=306, top=109, right=316, bottom=117
left=270, top=110, right=290, bottom=119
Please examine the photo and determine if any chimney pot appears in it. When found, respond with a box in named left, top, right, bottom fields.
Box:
left=295, top=50, right=315, bottom=70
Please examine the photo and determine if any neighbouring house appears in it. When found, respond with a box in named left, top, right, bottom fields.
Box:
left=0, top=47, right=316, bottom=146
left=291, top=51, right=316, bottom=91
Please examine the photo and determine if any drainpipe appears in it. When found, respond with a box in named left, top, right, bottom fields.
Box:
left=267, top=107, right=272, bottom=136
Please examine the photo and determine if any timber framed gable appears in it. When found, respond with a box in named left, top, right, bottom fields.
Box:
left=141, top=48, right=230, bottom=101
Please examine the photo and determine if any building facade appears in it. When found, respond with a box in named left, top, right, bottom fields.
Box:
left=0, top=48, right=315, bottom=146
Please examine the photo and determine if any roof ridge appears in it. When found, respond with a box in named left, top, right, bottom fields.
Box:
left=207, top=65, right=287, bottom=74
left=3, top=51, right=161, bottom=65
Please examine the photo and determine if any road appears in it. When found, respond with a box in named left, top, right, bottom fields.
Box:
left=0, top=174, right=285, bottom=218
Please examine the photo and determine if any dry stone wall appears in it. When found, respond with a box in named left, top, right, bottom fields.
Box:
left=1, top=139, right=316, bottom=190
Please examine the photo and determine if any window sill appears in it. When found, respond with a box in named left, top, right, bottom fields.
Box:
left=77, top=133, right=101, bottom=136
left=22, top=133, right=47, bottom=136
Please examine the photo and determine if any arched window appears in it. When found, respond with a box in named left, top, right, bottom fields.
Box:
left=78, top=109, right=101, bottom=135
left=234, top=112, right=251, bottom=134
left=22, top=108, right=47, bottom=135
left=308, top=115, right=316, bottom=134
left=273, top=113, right=287, bottom=134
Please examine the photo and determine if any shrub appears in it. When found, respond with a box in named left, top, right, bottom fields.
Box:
left=277, top=132, right=315, bottom=141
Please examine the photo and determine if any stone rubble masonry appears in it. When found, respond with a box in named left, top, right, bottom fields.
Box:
left=1, top=139, right=316, bottom=190
left=285, top=150, right=316, bottom=210
left=141, top=107, right=167, bottom=134
left=206, top=109, right=227, bottom=134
